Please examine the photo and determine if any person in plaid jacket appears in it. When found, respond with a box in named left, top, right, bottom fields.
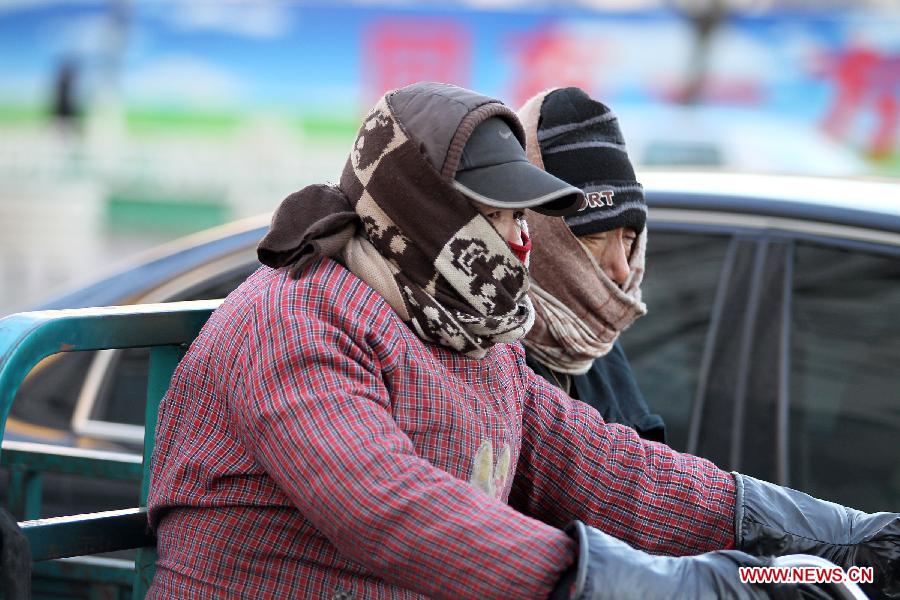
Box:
left=147, top=83, right=898, bottom=600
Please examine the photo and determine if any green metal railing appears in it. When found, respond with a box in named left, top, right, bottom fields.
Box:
left=3, top=441, right=143, bottom=520
left=0, top=300, right=219, bottom=599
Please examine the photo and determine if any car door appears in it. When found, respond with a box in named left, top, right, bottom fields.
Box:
left=625, top=206, right=900, bottom=514
left=783, top=235, right=900, bottom=513
left=686, top=232, right=790, bottom=486
left=622, top=222, right=745, bottom=455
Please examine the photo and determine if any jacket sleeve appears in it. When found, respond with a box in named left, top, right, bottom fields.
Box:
left=509, top=355, right=736, bottom=557
left=233, top=305, right=575, bottom=600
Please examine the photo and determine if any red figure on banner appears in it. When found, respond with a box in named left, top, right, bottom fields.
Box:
left=820, top=43, right=900, bottom=159
left=364, top=20, right=471, bottom=105
left=507, top=26, right=600, bottom=108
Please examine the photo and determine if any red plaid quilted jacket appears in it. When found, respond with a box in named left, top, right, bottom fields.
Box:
left=147, top=259, right=736, bottom=599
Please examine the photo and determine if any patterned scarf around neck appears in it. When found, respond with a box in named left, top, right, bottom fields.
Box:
left=258, top=86, right=535, bottom=358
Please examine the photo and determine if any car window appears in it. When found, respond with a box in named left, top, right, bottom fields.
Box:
left=789, top=241, right=900, bottom=512
left=86, top=264, right=259, bottom=431
left=11, top=352, right=96, bottom=432
left=621, top=231, right=733, bottom=452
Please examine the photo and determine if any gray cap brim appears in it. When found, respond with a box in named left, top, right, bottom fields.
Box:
left=454, top=160, right=584, bottom=216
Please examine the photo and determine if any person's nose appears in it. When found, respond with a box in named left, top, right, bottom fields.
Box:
left=602, top=240, right=631, bottom=286
left=504, top=217, right=523, bottom=246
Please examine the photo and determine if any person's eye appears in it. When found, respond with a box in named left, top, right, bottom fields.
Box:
left=486, top=211, right=501, bottom=220
left=513, top=210, right=525, bottom=220
left=623, top=235, right=637, bottom=254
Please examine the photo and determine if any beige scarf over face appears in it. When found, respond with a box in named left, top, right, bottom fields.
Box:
left=519, top=89, right=647, bottom=374
left=524, top=210, right=647, bottom=374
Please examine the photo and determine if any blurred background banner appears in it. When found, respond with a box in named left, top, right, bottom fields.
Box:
left=1, top=0, right=899, bottom=312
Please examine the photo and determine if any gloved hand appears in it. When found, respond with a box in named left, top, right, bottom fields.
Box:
left=734, top=473, right=900, bottom=600
left=551, top=521, right=818, bottom=600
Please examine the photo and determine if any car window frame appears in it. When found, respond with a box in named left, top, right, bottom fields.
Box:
left=647, top=213, right=900, bottom=487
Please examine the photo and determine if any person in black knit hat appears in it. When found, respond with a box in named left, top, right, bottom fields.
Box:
left=517, top=86, right=665, bottom=443
left=519, top=87, right=900, bottom=600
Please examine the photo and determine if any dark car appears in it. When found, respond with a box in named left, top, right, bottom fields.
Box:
left=5, top=172, right=899, bottom=514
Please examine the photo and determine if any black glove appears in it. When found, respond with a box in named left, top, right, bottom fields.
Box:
left=551, top=521, right=818, bottom=600
left=734, top=473, right=900, bottom=600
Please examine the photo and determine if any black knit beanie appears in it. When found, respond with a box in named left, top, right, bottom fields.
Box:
left=537, top=87, right=646, bottom=235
